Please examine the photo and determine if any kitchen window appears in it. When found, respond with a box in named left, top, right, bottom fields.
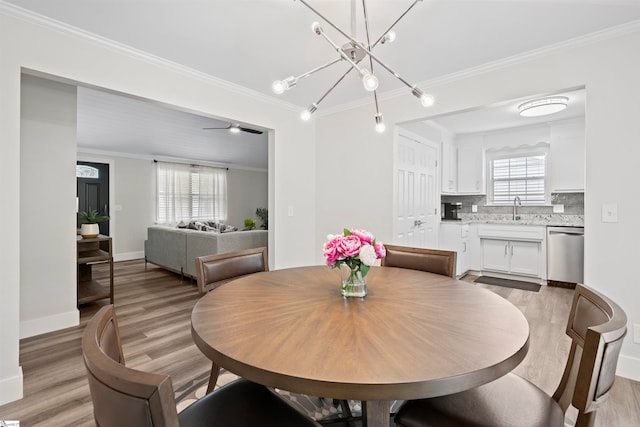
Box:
left=487, top=149, right=548, bottom=205
left=156, top=161, right=227, bottom=224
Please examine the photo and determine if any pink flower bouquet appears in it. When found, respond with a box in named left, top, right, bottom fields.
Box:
left=323, top=228, right=386, bottom=289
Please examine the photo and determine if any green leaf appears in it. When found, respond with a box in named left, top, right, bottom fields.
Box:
left=343, top=228, right=352, bottom=236
left=360, top=264, right=370, bottom=276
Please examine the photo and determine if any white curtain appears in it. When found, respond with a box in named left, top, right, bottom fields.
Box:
left=156, top=161, right=227, bottom=224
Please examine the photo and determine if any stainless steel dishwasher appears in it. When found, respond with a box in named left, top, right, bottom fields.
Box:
left=547, top=226, right=584, bottom=284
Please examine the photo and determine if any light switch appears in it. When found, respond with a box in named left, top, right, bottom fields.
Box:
left=553, top=204, right=564, bottom=213
left=471, top=205, right=478, bottom=213
left=114, top=205, right=123, bottom=212
left=287, top=206, right=294, bottom=217
left=602, top=203, right=618, bottom=223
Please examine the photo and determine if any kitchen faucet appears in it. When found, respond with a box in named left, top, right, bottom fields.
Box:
left=513, top=196, right=522, bottom=220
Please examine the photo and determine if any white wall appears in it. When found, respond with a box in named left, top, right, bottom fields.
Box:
left=20, top=75, right=79, bottom=338
left=315, top=30, right=640, bottom=380
left=227, top=168, right=268, bottom=229
left=0, top=11, right=316, bottom=405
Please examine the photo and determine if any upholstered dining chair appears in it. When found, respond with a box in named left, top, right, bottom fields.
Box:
left=394, top=283, right=627, bottom=427
left=195, top=246, right=269, bottom=393
left=381, top=245, right=457, bottom=278
left=195, top=246, right=268, bottom=295
left=82, top=304, right=318, bottom=427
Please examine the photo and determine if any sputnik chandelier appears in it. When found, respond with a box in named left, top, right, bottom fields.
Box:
left=271, top=0, right=434, bottom=133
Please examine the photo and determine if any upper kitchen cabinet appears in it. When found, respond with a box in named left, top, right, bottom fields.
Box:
left=549, top=119, right=585, bottom=193
left=441, top=139, right=457, bottom=194
left=457, top=135, right=486, bottom=194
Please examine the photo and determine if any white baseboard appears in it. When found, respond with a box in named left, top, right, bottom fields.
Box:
left=0, top=367, right=23, bottom=406
left=20, top=309, right=79, bottom=339
left=616, top=354, right=640, bottom=382
left=114, top=251, right=144, bottom=262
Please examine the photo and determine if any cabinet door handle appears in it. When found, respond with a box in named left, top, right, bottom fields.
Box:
left=463, top=242, right=467, bottom=252
left=511, top=245, right=514, bottom=257
left=504, top=244, right=508, bottom=256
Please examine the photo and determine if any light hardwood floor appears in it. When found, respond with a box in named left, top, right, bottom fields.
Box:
left=0, top=260, right=638, bottom=426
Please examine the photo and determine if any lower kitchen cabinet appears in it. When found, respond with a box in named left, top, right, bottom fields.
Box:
left=477, top=224, right=546, bottom=281
left=439, top=222, right=470, bottom=277
left=481, top=239, right=540, bottom=277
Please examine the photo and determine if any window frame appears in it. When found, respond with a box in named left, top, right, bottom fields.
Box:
left=486, top=146, right=550, bottom=206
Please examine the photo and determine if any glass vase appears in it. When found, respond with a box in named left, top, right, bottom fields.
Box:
left=340, top=264, right=367, bottom=298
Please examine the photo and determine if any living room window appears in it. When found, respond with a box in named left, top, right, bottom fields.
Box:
left=156, top=161, right=227, bottom=224
left=487, top=148, right=548, bottom=205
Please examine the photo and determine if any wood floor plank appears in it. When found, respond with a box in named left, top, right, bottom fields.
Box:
left=0, top=260, right=638, bottom=426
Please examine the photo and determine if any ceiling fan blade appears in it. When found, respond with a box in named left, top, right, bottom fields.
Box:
left=239, top=127, right=263, bottom=134
left=203, top=125, right=263, bottom=134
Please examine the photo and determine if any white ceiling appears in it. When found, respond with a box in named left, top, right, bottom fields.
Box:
left=6, top=0, right=639, bottom=165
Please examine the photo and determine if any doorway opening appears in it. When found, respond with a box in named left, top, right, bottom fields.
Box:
left=77, top=161, right=110, bottom=236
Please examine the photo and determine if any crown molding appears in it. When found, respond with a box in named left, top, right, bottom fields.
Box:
left=0, top=0, right=300, bottom=113
left=318, top=18, right=640, bottom=117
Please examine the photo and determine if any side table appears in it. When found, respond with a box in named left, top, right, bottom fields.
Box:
left=77, top=235, right=114, bottom=305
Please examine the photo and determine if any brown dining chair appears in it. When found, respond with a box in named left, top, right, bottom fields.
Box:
left=82, top=304, right=318, bottom=427
left=394, top=283, right=627, bottom=427
left=382, top=244, right=457, bottom=278
left=195, top=246, right=269, bottom=393
left=195, top=246, right=268, bottom=295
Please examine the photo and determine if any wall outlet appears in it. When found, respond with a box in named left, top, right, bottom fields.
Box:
left=471, top=205, right=478, bottom=213
left=553, top=204, right=564, bottom=213
left=634, top=324, right=640, bottom=344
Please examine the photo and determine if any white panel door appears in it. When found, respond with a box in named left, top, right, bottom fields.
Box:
left=394, top=133, right=439, bottom=248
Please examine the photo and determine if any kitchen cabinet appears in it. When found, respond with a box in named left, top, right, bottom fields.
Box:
left=441, top=140, right=457, bottom=194
left=439, top=222, right=469, bottom=277
left=457, top=143, right=485, bottom=194
left=478, top=224, right=546, bottom=280
left=550, top=121, right=585, bottom=192
left=481, top=239, right=540, bottom=277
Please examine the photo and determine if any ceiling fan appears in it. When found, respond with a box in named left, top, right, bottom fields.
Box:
left=203, top=124, right=263, bottom=135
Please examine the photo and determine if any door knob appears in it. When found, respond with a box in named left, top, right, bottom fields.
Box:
left=414, top=219, right=424, bottom=227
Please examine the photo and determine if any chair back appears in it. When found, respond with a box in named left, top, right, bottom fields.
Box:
left=382, top=244, right=457, bottom=278
left=82, top=305, right=180, bottom=427
left=552, top=284, right=627, bottom=426
left=195, top=246, right=268, bottom=294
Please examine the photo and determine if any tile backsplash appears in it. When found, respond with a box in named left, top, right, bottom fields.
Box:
left=441, top=192, right=584, bottom=215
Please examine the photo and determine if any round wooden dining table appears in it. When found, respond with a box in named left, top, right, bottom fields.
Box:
left=191, top=265, right=529, bottom=427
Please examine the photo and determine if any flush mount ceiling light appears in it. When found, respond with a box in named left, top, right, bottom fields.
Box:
left=518, top=96, right=569, bottom=117
left=272, top=0, right=434, bottom=133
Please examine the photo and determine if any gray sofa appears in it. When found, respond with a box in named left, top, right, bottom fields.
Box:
left=144, top=225, right=268, bottom=278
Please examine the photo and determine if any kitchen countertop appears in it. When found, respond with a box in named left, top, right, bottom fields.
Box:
left=445, top=214, right=584, bottom=227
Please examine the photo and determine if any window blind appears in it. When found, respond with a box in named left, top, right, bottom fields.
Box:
left=491, top=155, right=545, bottom=205
left=156, top=161, right=227, bottom=224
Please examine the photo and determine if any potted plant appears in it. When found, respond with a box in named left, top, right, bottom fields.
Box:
left=78, top=209, right=109, bottom=238
left=256, top=208, right=268, bottom=230
left=243, top=218, right=256, bottom=230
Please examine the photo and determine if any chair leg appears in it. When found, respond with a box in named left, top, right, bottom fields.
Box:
left=206, top=363, right=220, bottom=394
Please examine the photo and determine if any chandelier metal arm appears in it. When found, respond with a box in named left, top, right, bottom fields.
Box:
left=372, top=0, right=422, bottom=48
left=313, top=65, right=357, bottom=108
left=361, top=0, right=381, bottom=117
left=293, top=57, right=343, bottom=83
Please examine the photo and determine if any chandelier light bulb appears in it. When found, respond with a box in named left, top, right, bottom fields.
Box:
left=272, top=80, right=285, bottom=94
left=229, top=125, right=241, bottom=134
left=311, top=21, right=322, bottom=35
left=362, top=70, right=379, bottom=91
left=381, top=31, right=396, bottom=44
left=375, top=114, right=386, bottom=133
left=301, top=103, right=318, bottom=121
left=420, top=93, right=435, bottom=107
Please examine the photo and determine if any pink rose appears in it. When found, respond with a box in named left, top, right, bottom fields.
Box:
left=351, top=228, right=374, bottom=245
left=323, top=235, right=343, bottom=267
left=337, top=235, right=362, bottom=257
left=375, top=241, right=386, bottom=259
